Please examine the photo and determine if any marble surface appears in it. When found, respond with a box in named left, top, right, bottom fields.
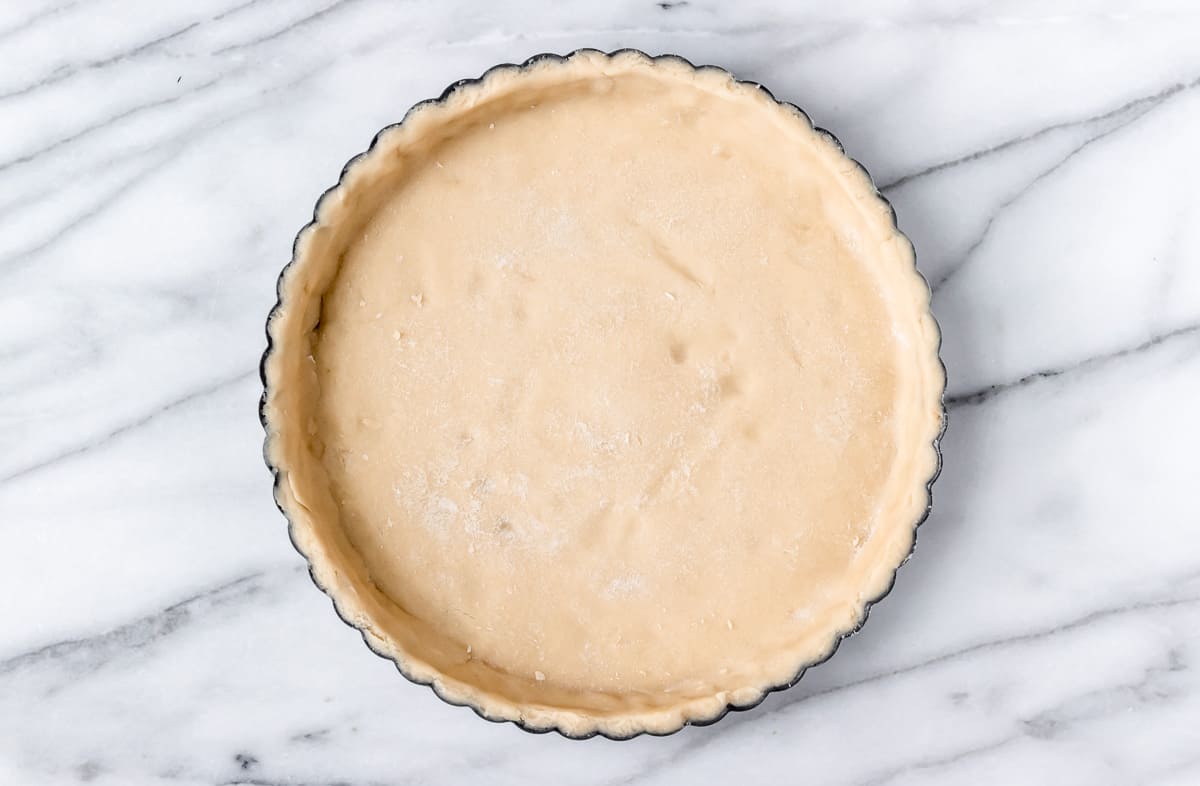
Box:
left=3, top=0, right=1200, bottom=783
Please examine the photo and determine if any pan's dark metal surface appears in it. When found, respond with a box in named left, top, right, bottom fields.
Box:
left=259, top=48, right=947, bottom=741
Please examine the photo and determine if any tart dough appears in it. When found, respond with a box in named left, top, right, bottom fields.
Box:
left=263, top=51, right=944, bottom=737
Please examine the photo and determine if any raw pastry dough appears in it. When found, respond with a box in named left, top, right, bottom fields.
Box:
left=262, top=50, right=943, bottom=738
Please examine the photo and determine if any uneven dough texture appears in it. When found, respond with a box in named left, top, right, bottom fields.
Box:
left=263, top=51, right=944, bottom=737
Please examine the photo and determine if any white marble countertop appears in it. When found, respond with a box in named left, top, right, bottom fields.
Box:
left=3, top=1, right=1199, bottom=783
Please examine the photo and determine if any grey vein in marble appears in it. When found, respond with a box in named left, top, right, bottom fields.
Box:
left=946, top=318, right=1200, bottom=409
